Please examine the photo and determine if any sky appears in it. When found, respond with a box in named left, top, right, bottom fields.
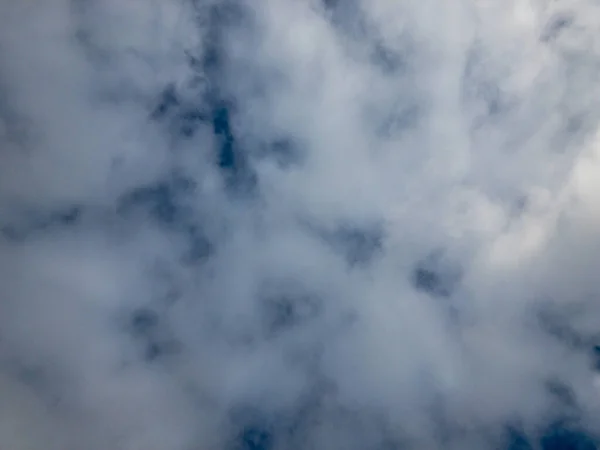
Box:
left=1, top=0, right=600, bottom=449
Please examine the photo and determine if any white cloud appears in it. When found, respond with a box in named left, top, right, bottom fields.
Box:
left=1, top=0, right=600, bottom=448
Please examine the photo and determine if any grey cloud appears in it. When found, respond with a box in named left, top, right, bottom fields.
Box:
left=1, top=0, right=600, bottom=449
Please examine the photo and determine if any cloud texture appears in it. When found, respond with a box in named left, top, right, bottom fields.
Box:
left=2, top=0, right=600, bottom=448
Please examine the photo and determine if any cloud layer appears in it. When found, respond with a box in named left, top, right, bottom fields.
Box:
left=2, top=0, right=600, bottom=449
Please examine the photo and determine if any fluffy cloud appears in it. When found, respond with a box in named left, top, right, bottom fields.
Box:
left=1, top=0, right=600, bottom=449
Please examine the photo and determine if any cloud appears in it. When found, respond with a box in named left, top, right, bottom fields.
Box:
left=1, top=0, right=600, bottom=448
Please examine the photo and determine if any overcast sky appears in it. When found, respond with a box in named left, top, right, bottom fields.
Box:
left=1, top=0, right=600, bottom=449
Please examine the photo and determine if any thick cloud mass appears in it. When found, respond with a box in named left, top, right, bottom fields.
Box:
left=2, top=0, right=600, bottom=449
